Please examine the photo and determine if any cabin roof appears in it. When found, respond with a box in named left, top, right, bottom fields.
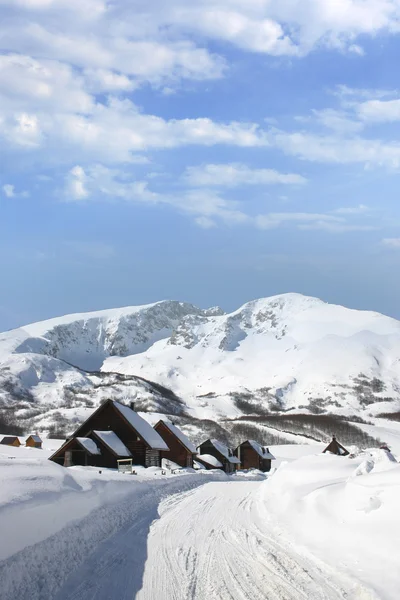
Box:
left=0, top=436, right=20, bottom=444
left=76, top=437, right=101, bottom=455
left=155, top=420, right=197, bottom=454
left=27, top=434, right=42, bottom=443
left=323, top=437, right=349, bottom=456
left=113, top=402, right=169, bottom=451
left=246, top=440, right=275, bottom=460
left=92, top=430, right=131, bottom=457
left=199, top=439, right=240, bottom=464
left=196, top=454, right=223, bottom=468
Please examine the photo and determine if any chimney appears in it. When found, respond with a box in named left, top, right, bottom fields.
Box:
left=130, top=401, right=135, bottom=411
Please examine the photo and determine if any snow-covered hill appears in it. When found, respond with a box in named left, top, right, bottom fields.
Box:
left=1, top=294, right=400, bottom=437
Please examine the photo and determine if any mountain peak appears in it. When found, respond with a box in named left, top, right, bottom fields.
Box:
left=1, top=294, right=400, bottom=433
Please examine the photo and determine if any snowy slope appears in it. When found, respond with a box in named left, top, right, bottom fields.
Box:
left=106, top=294, right=400, bottom=419
left=1, top=294, right=400, bottom=436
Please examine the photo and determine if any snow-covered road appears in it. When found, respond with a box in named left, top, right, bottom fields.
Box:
left=55, top=480, right=374, bottom=600
left=137, top=481, right=374, bottom=600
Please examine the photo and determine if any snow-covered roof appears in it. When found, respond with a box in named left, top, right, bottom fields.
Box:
left=76, top=437, right=101, bottom=455
left=93, top=431, right=131, bottom=457
left=193, top=460, right=206, bottom=470
left=157, top=420, right=197, bottom=453
left=209, top=439, right=240, bottom=464
left=28, top=435, right=42, bottom=443
left=196, top=454, right=223, bottom=468
left=248, top=440, right=275, bottom=460
left=113, top=402, right=169, bottom=450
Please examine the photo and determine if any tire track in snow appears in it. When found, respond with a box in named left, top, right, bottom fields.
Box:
left=136, top=481, right=376, bottom=600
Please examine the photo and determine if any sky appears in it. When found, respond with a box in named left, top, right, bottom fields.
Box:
left=1, top=0, right=400, bottom=330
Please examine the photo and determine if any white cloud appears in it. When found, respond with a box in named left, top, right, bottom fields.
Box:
left=1, top=24, right=226, bottom=87
left=382, top=238, right=400, bottom=248
left=333, top=204, right=369, bottom=214
left=2, top=184, right=15, bottom=197
left=84, top=69, right=135, bottom=93
left=2, top=183, right=29, bottom=198
left=0, top=96, right=269, bottom=163
left=172, top=7, right=297, bottom=55
left=184, top=163, right=307, bottom=187
left=195, top=216, right=217, bottom=229
left=357, top=98, right=400, bottom=122
left=334, top=85, right=398, bottom=101
left=61, top=164, right=250, bottom=225
left=348, top=44, right=365, bottom=56
left=266, top=0, right=400, bottom=53
left=64, top=165, right=89, bottom=200
left=62, top=164, right=376, bottom=234
left=269, top=128, right=400, bottom=168
left=255, top=212, right=342, bottom=230
left=0, top=54, right=93, bottom=113
left=1, top=1, right=400, bottom=174
left=310, top=109, right=364, bottom=134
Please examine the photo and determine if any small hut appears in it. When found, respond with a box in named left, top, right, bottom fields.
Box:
left=26, top=435, right=43, bottom=449
left=154, top=420, right=197, bottom=468
left=0, top=436, right=21, bottom=447
left=323, top=436, right=349, bottom=456
left=234, top=440, right=275, bottom=472
left=197, top=439, right=240, bottom=473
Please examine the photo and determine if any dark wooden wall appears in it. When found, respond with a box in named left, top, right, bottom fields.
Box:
left=238, top=444, right=259, bottom=470
left=155, top=422, right=193, bottom=468
left=73, top=402, right=148, bottom=466
left=235, top=442, right=272, bottom=472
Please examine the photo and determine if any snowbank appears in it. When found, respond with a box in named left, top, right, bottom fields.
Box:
left=263, top=448, right=400, bottom=599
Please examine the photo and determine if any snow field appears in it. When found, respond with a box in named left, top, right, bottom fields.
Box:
left=0, top=440, right=399, bottom=599
left=263, top=449, right=400, bottom=599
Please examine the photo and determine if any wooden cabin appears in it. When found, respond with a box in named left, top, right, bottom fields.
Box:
left=234, top=440, right=275, bottom=472
left=154, top=420, right=197, bottom=468
left=197, top=438, right=240, bottom=473
left=154, top=419, right=197, bottom=468
left=26, top=435, right=43, bottom=449
left=0, top=436, right=21, bottom=447
left=49, top=400, right=169, bottom=469
left=323, top=436, right=349, bottom=456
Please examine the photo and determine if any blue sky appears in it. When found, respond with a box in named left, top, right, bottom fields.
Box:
left=2, top=0, right=400, bottom=330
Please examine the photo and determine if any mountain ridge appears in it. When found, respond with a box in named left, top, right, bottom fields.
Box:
left=1, top=293, right=399, bottom=441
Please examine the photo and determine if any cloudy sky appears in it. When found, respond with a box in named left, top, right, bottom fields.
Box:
left=2, top=0, right=400, bottom=329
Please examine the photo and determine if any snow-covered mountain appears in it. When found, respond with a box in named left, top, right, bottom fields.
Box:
left=1, top=294, right=400, bottom=439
